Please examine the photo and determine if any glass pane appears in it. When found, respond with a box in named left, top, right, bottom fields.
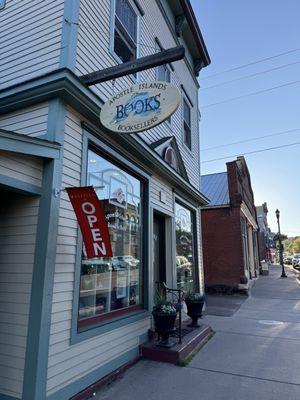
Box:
left=157, top=65, right=165, bottom=82
left=116, top=0, right=137, bottom=40
left=114, top=31, right=136, bottom=62
left=78, top=150, right=142, bottom=321
left=157, top=65, right=171, bottom=83
left=183, top=99, right=191, bottom=127
left=175, top=203, right=195, bottom=292
left=184, top=124, right=191, bottom=149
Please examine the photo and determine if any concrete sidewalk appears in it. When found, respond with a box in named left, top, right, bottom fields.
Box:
left=96, top=265, right=300, bottom=400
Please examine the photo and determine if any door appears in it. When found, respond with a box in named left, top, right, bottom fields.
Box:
left=153, top=213, right=166, bottom=292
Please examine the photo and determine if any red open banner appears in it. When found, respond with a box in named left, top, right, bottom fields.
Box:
left=66, top=186, right=113, bottom=259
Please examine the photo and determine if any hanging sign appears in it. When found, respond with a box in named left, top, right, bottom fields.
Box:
left=66, top=186, right=113, bottom=259
left=100, top=81, right=180, bottom=134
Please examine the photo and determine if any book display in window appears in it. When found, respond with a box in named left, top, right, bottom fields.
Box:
left=78, top=149, right=143, bottom=324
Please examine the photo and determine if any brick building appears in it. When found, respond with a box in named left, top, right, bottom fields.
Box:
left=201, top=156, right=259, bottom=292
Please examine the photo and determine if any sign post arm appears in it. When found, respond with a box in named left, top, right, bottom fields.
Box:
left=80, top=46, right=185, bottom=86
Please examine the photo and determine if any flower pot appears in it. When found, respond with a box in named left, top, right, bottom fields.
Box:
left=152, top=311, right=177, bottom=348
left=186, top=300, right=204, bottom=328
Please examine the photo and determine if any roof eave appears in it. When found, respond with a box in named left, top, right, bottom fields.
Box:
left=179, top=0, right=211, bottom=67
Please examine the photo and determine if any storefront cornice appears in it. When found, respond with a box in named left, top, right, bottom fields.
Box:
left=0, top=69, right=209, bottom=205
left=0, top=128, right=61, bottom=159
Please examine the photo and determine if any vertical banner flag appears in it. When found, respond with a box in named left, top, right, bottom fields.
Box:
left=66, top=186, right=113, bottom=259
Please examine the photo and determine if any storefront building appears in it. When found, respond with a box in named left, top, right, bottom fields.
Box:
left=0, top=1, right=210, bottom=399
left=201, top=156, right=260, bottom=292
left=256, top=202, right=272, bottom=263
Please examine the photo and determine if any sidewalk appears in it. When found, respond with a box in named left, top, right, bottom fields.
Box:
left=96, top=265, right=300, bottom=400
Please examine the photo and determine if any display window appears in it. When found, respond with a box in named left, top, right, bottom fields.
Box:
left=175, top=202, right=195, bottom=292
left=78, top=148, right=143, bottom=327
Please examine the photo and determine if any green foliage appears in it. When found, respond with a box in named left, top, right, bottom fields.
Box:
left=291, top=237, right=300, bottom=254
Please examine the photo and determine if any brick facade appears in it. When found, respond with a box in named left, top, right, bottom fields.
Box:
left=201, top=157, right=259, bottom=291
left=201, top=207, right=245, bottom=289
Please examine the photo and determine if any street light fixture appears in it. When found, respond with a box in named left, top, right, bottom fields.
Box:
left=275, top=209, right=287, bottom=278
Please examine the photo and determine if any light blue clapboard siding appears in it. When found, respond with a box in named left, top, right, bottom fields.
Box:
left=0, top=102, right=49, bottom=137
left=46, top=107, right=150, bottom=396
left=0, top=0, right=64, bottom=90
left=150, top=175, right=174, bottom=214
left=0, top=150, right=43, bottom=187
left=75, top=0, right=200, bottom=190
left=0, top=195, right=39, bottom=399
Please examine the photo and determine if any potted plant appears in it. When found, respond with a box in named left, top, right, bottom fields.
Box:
left=152, top=297, right=177, bottom=348
left=185, top=292, right=205, bottom=328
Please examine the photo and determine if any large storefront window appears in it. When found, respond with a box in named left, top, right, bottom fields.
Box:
left=175, top=202, right=195, bottom=292
left=78, top=149, right=143, bottom=325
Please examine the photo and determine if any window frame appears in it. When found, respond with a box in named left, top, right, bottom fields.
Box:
left=174, top=196, right=200, bottom=293
left=156, top=64, right=172, bottom=125
left=182, top=97, right=192, bottom=151
left=71, top=129, right=150, bottom=341
left=109, top=0, right=141, bottom=79
left=155, top=38, right=172, bottom=126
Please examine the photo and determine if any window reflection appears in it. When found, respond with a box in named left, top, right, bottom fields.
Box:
left=78, top=150, right=142, bottom=321
left=175, top=202, right=195, bottom=292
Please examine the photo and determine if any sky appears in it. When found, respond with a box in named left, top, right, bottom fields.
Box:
left=191, top=0, right=300, bottom=237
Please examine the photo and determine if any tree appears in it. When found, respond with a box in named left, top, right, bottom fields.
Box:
left=291, top=237, right=300, bottom=254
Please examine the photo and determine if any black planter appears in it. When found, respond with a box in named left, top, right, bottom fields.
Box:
left=186, top=300, right=204, bottom=328
left=152, top=311, right=177, bottom=348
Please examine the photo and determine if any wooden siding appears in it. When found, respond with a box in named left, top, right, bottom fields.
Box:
left=0, top=150, right=43, bottom=187
left=0, top=102, right=49, bottom=137
left=0, top=193, right=39, bottom=399
left=0, top=0, right=64, bottom=90
left=46, top=107, right=150, bottom=396
left=75, top=0, right=201, bottom=190
left=150, top=175, right=174, bottom=214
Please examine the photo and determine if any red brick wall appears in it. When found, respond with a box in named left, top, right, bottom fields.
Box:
left=201, top=207, right=245, bottom=288
left=258, top=231, right=266, bottom=261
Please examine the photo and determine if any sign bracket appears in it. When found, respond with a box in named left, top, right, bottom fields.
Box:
left=80, top=46, right=185, bottom=86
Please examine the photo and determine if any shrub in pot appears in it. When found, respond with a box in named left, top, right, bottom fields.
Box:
left=152, top=302, right=177, bottom=348
left=185, top=292, right=205, bottom=328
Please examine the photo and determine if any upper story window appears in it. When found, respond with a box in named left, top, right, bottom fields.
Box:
left=183, top=99, right=191, bottom=150
left=114, top=0, right=137, bottom=63
left=157, top=64, right=171, bottom=83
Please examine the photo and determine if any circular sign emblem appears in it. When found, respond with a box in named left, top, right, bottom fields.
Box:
left=100, top=81, right=180, bottom=134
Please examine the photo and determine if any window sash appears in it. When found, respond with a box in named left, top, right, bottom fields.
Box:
left=115, top=0, right=137, bottom=41
left=114, top=21, right=137, bottom=60
left=183, top=99, right=191, bottom=148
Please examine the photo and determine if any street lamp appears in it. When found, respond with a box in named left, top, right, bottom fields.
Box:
left=275, top=209, right=287, bottom=278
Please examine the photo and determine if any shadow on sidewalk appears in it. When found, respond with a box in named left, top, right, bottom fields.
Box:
left=205, top=294, right=247, bottom=317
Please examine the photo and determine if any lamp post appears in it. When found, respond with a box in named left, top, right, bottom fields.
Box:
left=275, top=209, right=287, bottom=278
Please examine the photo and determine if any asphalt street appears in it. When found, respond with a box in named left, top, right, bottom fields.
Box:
left=96, top=265, right=300, bottom=400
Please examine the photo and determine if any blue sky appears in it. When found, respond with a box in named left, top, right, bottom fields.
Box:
left=191, top=0, right=300, bottom=237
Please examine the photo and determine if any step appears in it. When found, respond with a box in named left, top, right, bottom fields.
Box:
left=141, top=322, right=213, bottom=364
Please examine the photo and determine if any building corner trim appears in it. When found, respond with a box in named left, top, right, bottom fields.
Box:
left=59, top=0, right=81, bottom=70
left=22, top=102, right=67, bottom=400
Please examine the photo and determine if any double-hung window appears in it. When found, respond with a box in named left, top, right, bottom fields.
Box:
left=156, top=40, right=172, bottom=123
left=114, top=0, right=137, bottom=63
left=183, top=99, right=191, bottom=150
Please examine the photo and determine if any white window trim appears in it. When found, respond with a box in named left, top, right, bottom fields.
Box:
left=109, top=0, right=141, bottom=82
left=181, top=91, right=193, bottom=156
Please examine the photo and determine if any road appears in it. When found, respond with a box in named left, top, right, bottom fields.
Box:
left=96, top=265, right=300, bottom=400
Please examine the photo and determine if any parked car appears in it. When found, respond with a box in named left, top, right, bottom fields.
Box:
left=292, top=254, right=300, bottom=268
left=284, top=257, right=293, bottom=265
left=112, top=255, right=139, bottom=270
